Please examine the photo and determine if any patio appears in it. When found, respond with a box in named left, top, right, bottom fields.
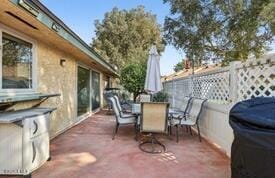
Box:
left=7, top=110, right=230, bottom=178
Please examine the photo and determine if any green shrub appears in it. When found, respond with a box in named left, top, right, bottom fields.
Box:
left=152, top=91, right=169, bottom=102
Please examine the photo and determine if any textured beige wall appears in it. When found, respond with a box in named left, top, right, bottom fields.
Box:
left=10, top=40, right=115, bottom=138
left=10, top=41, right=77, bottom=138
left=0, top=18, right=115, bottom=138
left=36, top=41, right=77, bottom=137
left=0, top=23, right=115, bottom=138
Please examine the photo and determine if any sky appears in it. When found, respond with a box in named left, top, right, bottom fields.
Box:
left=41, top=0, right=184, bottom=76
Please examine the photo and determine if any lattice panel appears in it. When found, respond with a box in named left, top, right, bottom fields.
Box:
left=236, top=62, right=275, bottom=101
left=173, top=78, right=192, bottom=108
left=163, top=82, right=173, bottom=103
left=192, top=71, right=230, bottom=103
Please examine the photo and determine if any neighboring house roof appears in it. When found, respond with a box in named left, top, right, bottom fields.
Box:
left=163, top=51, right=275, bottom=82
left=8, top=0, right=117, bottom=76
left=162, top=64, right=221, bottom=82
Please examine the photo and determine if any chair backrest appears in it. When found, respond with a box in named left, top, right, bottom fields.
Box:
left=140, top=94, right=151, bottom=102
left=180, top=97, right=193, bottom=113
left=108, top=97, right=121, bottom=122
left=113, top=95, right=122, bottom=112
left=140, top=102, right=169, bottom=133
left=188, top=98, right=207, bottom=123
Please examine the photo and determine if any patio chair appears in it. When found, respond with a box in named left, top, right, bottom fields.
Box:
left=169, top=96, right=193, bottom=116
left=114, top=95, right=133, bottom=112
left=113, top=95, right=138, bottom=126
left=170, top=98, right=207, bottom=142
left=168, top=97, right=193, bottom=135
left=108, top=97, right=137, bottom=140
left=139, top=102, right=169, bottom=153
left=114, top=95, right=127, bottom=113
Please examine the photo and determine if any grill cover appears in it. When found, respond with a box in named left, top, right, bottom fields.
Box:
left=229, top=97, right=275, bottom=178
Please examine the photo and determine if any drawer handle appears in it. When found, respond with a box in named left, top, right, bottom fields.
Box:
left=33, top=120, right=38, bottom=135
left=32, top=142, right=36, bottom=163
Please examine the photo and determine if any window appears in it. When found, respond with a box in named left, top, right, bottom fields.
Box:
left=0, top=25, right=36, bottom=94
left=77, top=66, right=91, bottom=116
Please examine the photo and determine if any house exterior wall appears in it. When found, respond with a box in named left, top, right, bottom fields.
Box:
left=0, top=1, right=117, bottom=139
left=8, top=39, right=109, bottom=138
left=37, top=41, right=77, bottom=138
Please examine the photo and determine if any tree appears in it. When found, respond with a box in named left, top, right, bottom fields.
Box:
left=92, top=6, right=165, bottom=71
left=120, top=63, right=146, bottom=101
left=261, top=1, right=275, bottom=34
left=173, top=61, right=184, bottom=72
left=164, top=0, right=275, bottom=66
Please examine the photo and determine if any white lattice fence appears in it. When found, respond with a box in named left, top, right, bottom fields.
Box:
left=173, top=78, right=192, bottom=108
left=163, top=69, right=230, bottom=106
left=163, top=54, right=275, bottom=105
left=163, top=81, right=173, bottom=103
left=236, top=57, right=275, bottom=101
left=192, top=69, right=230, bottom=103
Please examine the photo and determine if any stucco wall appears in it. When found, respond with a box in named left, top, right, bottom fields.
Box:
left=9, top=41, right=77, bottom=138
left=195, top=102, right=234, bottom=157
left=8, top=40, right=111, bottom=138
left=37, top=41, right=77, bottom=138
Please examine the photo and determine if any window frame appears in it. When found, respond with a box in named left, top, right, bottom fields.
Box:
left=0, top=23, right=37, bottom=95
left=77, top=64, right=91, bottom=117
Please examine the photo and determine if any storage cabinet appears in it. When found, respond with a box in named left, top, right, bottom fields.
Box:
left=0, top=107, right=55, bottom=178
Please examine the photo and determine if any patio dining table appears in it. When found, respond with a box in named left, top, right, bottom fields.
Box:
left=131, top=103, right=183, bottom=117
left=132, top=102, right=180, bottom=153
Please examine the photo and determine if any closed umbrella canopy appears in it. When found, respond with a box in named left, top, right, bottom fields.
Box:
left=144, top=45, right=163, bottom=93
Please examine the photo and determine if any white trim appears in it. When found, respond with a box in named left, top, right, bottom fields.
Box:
left=76, top=112, right=91, bottom=122
left=0, top=23, right=37, bottom=96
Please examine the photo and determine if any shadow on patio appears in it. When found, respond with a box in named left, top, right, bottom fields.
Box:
left=5, top=110, right=230, bottom=178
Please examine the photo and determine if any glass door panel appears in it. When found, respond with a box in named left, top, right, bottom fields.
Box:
left=77, top=66, right=90, bottom=116
left=91, top=71, right=100, bottom=110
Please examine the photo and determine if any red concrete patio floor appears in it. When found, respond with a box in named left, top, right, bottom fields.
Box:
left=5, top=110, right=230, bottom=178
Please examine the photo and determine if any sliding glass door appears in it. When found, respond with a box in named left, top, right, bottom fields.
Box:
left=77, top=66, right=90, bottom=116
left=91, top=71, right=100, bottom=111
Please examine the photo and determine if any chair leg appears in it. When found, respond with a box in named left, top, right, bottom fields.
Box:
left=189, top=126, right=193, bottom=136
left=112, top=123, right=119, bottom=140
left=115, top=123, right=119, bottom=133
left=135, top=123, right=139, bottom=141
left=176, top=125, right=179, bottom=143
left=197, top=124, right=202, bottom=142
left=185, top=126, right=189, bottom=133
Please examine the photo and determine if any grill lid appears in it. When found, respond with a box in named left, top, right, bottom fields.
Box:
left=230, top=97, right=275, bottom=129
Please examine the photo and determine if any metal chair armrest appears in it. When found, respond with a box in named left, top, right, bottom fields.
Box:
left=120, top=113, right=137, bottom=119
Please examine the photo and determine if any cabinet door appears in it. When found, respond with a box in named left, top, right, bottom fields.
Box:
left=23, top=133, right=49, bottom=172
left=24, top=114, right=50, bottom=139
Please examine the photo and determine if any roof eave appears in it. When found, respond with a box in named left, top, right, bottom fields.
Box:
left=10, top=0, right=118, bottom=76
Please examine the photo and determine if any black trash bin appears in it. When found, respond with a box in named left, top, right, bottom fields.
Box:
left=229, top=97, right=275, bottom=178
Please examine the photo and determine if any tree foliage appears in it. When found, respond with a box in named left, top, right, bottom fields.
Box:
left=173, top=61, right=184, bottom=72
left=92, top=6, right=165, bottom=71
left=119, top=63, right=146, bottom=101
left=261, top=1, right=275, bottom=34
left=164, top=0, right=275, bottom=66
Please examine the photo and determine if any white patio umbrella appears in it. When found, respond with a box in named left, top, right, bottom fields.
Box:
left=144, top=45, right=163, bottom=94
